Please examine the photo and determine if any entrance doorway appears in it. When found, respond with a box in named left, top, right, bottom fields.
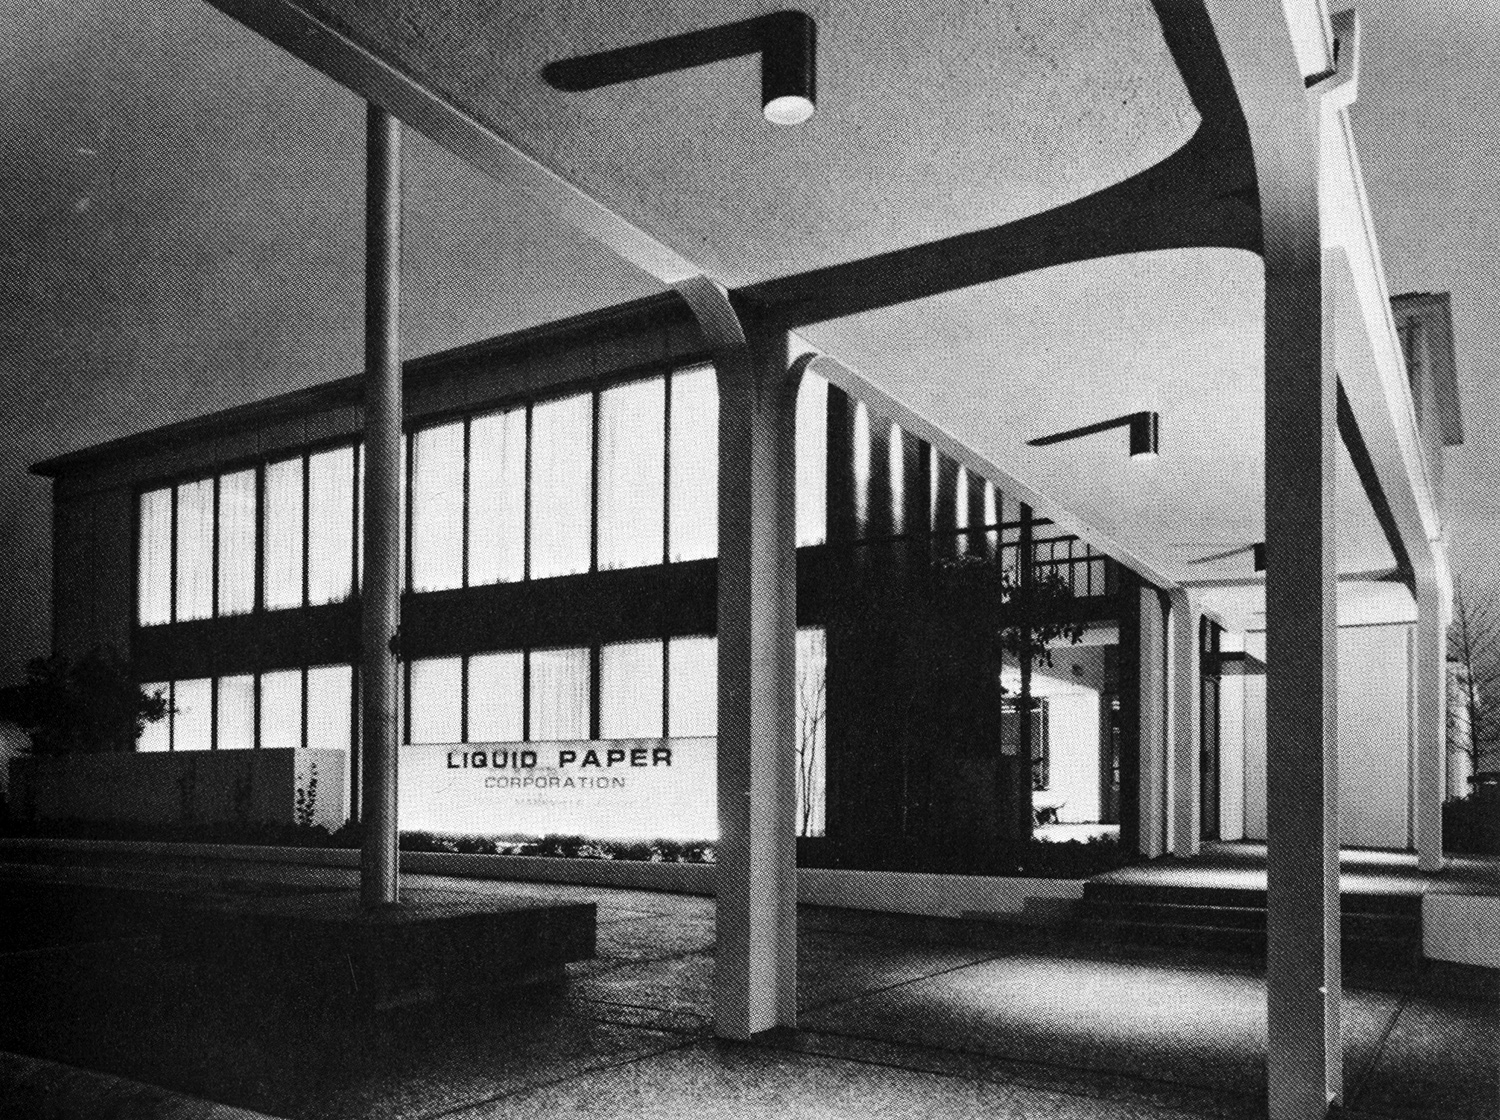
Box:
left=1199, top=618, right=1222, bottom=840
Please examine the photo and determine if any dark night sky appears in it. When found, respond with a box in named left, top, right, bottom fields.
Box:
left=2, top=0, right=1498, bottom=685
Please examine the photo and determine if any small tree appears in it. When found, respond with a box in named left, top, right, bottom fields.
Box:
left=939, top=555, right=1084, bottom=838
left=0, top=647, right=169, bottom=756
left=795, top=629, right=827, bottom=837
left=1449, top=579, right=1500, bottom=790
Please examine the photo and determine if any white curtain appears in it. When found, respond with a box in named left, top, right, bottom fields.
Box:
left=408, top=656, right=462, bottom=744
left=796, top=369, right=828, bottom=547
left=468, top=650, right=524, bottom=742
left=217, top=470, right=257, bottom=615
left=889, top=424, right=906, bottom=536
left=308, top=446, right=356, bottom=604
left=597, top=377, right=665, bottom=570
left=306, top=663, right=353, bottom=751
left=216, top=674, right=256, bottom=750
left=173, top=677, right=213, bottom=751
left=667, top=635, right=716, bottom=738
left=468, top=408, right=526, bottom=585
left=137, top=488, right=173, bottom=626
left=528, top=647, right=590, bottom=741
left=263, top=457, right=304, bottom=610
left=600, top=639, right=663, bottom=738
left=410, top=423, right=465, bottom=592
left=174, top=479, right=214, bottom=622
left=668, top=365, right=718, bottom=562
left=529, top=394, right=593, bottom=579
left=138, top=682, right=171, bottom=751
left=259, top=668, right=303, bottom=751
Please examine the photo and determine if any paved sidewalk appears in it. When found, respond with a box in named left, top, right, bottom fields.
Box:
left=0, top=850, right=1494, bottom=1119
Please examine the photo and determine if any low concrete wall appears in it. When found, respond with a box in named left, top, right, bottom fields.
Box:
left=1424, top=893, right=1500, bottom=970
left=7, top=750, right=347, bottom=831
left=0, top=837, right=1084, bottom=922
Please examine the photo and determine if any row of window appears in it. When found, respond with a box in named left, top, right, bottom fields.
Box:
left=138, top=368, right=831, bottom=626
left=138, top=630, right=826, bottom=753
left=139, top=663, right=353, bottom=753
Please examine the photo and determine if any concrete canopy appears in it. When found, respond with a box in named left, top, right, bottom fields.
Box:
left=205, top=0, right=1428, bottom=621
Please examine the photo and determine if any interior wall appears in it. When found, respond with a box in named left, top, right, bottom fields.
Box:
left=1240, top=623, right=1415, bottom=848
left=1218, top=649, right=1247, bottom=841
left=1242, top=631, right=1268, bottom=841
left=1031, top=644, right=1109, bottom=824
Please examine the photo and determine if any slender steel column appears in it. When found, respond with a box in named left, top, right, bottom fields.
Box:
left=1137, top=587, right=1169, bottom=858
left=1169, top=589, right=1201, bottom=857
left=1414, top=576, right=1446, bottom=872
left=360, top=103, right=403, bottom=909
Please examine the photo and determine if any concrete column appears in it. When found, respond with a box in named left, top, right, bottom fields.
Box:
left=1414, top=576, right=1446, bottom=872
left=1169, top=590, right=1201, bottom=858
left=1263, top=214, right=1341, bottom=1120
left=714, top=326, right=799, bottom=1040
left=360, top=104, right=403, bottom=909
left=1137, top=587, right=1169, bottom=859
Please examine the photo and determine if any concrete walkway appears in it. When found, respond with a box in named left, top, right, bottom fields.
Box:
left=0, top=848, right=1495, bottom=1120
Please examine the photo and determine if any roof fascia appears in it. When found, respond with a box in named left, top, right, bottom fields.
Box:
left=1313, top=12, right=1445, bottom=587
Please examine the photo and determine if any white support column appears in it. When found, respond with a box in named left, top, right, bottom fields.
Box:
left=1138, top=587, right=1169, bottom=859
left=360, top=103, right=403, bottom=910
left=1414, top=575, right=1447, bottom=872
left=1211, top=3, right=1344, bottom=1113
left=1169, top=589, right=1201, bottom=858
left=681, top=276, right=799, bottom=1042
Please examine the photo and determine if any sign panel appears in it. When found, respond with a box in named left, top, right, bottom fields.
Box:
left=398, top=737, right=717, bottom=841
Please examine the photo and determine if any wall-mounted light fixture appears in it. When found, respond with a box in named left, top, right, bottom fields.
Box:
left=1027, top=410, right=1160, bottom=460
left=543, top=11, right=817, bottom=126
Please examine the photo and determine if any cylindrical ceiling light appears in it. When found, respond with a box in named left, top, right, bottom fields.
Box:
left=543, top=11, right=818, bottom=127
left=1128, top=411, right=1160, bottom=460
left=760, top=11, right=817, bottom=125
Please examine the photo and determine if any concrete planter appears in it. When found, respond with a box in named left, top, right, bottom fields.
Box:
left=7, top=750, right=347, bottom=831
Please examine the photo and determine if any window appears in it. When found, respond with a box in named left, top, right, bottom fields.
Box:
left=597, top=377, right=665, bottom=570
left=667, top=635, right=716, bottom=737
left=137, top=489, right=173, bottom=626
left=599, top=639, right=663, bottom=738
left=796, top=370, right=828, bottom=547
left=529, top=394, right=593, bottom=579
left=138, top=682, right=171, bottom=751
left=175, top=479, right=214, bottom=622
left=263, top=457, right=305, bottom=610
left=216, top=674, right=256, bottom=750
left=259, top=668, right=303, bottom=751
left=173, top=677, right=213, bottom=751
left=668, top=365, right=718, bottom=561
left=468, top=409, right=526, bottom=585
left=217, top=470, right=257, bottom=615
left=851, top=399, right=870, bottom=533
left=410, top=422, right=465, bottom=592
left=468, top=650, right=524, bottom=742
left=408, top=656, right=463, bottom=744
left=308, top=447, right=356, bottom=604
left=306, top=664, right=353, bottom=751
left=528, top=646, right=590, bottom=740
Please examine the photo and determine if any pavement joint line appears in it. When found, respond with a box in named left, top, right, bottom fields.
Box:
left=410, top=1034, right=701, bottom=1120
left=758, top=1027, right=1256, bottom=1120
left=0, top=936, right=155, bottom=961
left=1343, top=989, right=1412, bottom=1111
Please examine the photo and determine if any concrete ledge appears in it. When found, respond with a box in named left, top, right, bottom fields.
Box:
left=798, top=867, right=1085, bottom=921
left=1424, top=893, right=1500, bottom=969
left=0, top=1050, right=284, bottom=1120
left=0, top=838, right=1088, bottom=921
